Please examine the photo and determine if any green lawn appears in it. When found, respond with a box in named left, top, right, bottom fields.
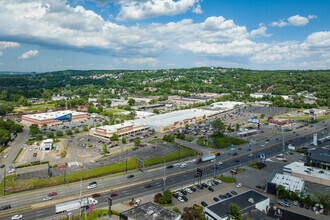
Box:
left=197, top=135, right=247, bottom=148
left=104, top=109, right=124, bottom=114
left=185, top=137, right=194, bottom=142
left=217, top=175, right=236, bottom=183
left=144, top=147, right=197, bottom=166
left=60, top=209, right=119, bottom=220
left=0, top=158, right=138, bottom=196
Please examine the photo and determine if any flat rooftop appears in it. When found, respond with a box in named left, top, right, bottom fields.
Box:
left=23, top=110, right=86, bottom=120
left=134, top=109, right=218, bottom=127
left=206, top=190, right=269, bottom=219
left=96, top=121, right=148, bottom=133
left=271, top=173, right=304, bottom=192
left=310, top=147, right=330, bottom=163
left=283, top=162, right=330, bottom=180
left=120, top=202, right=180, bottom=220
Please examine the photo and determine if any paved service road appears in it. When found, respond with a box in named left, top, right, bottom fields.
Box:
left=0, top=120, right=328, bottom=219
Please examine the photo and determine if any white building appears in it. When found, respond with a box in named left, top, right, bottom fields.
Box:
left=92, top=121, right=150, bottom=138
left=210, top=101, right=244, bottom=111
left=121, top=111, right=156, bottom=119
left=266, top=172, right=304, bottom=195
left=204, top=190, right=269, bottom=220
left=40, top=139, right=53, bottom=151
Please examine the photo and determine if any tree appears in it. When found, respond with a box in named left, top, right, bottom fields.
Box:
left=35, top=133, right=43, bottom=141
left=29, top=124, right=41, bottom=137
left=235, top=123, right=240, bottom=131
left=128, top=98, right=135, bottom=106
left=56, top=130, right=63, bottom=137
left=0, top=129, right=11, bottom=145
left=66, top=129, right=72, bottom=135
left=276, top=185, right=287, bottom=199
left=128, top=110, right=137, bottom=119
left=105, top=100, right=112, bottom=107
left=10, top=124, right=23, bottom=133
left=227, top=125, right=232, bottom=133
left=134, top=139, right=141, bottom=146
left=46, top=132, right=54, bottom=138
left=42, top=124, right=48, bottom=128
left=159, top=189, right=172, bottom=204
left=260, top=114, right=265, bottom=119
left=151, top=128, right=155, bottom=133
left=0, top=103, right=13, bottom=116
left=176, top=132, right=186, bottom=140
left=74, top=128, right=80, bottom=133
left=121, top=137, right=127, bottom=143
left=227, top=203, right=242, bottom=220
left=83, top=125, right=89, bottom=131
left=111, top=133, right=119, bottom=141
left=211, top=118, right=226, bottom=137
left=185, top=124, right=189, bottom=130
left=42, top=89, right=52, bottom=100
left=153, top=109, right=160, bottom=114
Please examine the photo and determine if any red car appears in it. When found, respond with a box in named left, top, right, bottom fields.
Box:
left=92, top=193, right=101, bottom=198
left=110, top=193, right=118, bottom=197
left=48, top=192, right=57, bottom=196
left=194, top=174, right=199, bottom=178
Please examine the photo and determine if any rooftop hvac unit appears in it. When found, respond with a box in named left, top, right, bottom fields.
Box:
left=147, top=210, right=154, bottom=215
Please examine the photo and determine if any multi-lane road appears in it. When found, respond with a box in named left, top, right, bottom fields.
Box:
left=0, top=119, right=328, bottom=219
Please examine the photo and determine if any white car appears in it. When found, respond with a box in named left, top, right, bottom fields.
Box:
left=207, top=182, right=212, bottom=187
left=8, top=170, right=16, bottom=174
left=191, top=159, right=196, bottom=163
left=210, top=159, right=215, bottom=163
left=178, top=192, right=183, bottom=197
left=217, top=162, right=223, bottom=165
left=215, top=179, right=222, bottom=184
left=186, top=188, right=193, bottom=194
left=231, top=148, right=236, bottom=151
left=236, top=183, right=242, bottom=188
left=87, top=184, right=97, bottom=189
left=134, top=199, right=141, bottom=207
left=261, top=144, right=265, bottom=147
left=11, top=215, right=22, bottom=220
left=178, top=197, right=185, bottom=203
left=43, top=196, right=52, bottom=201
left=180, top=163, right=187, bottom=168
left=4, top=155, right=8, bottom=158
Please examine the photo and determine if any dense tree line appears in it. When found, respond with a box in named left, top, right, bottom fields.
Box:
left=0, top=68, right=329, bottom=114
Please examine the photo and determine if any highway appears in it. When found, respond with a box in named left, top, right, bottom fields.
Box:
left=0, top=119, right=328, bottom=219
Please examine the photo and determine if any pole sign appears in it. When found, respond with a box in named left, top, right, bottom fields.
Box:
left=313, top=133, right=318, bottom=146
left=248, top=118, right=260, bottom=123
left=197, top=168, right=202, bottom=177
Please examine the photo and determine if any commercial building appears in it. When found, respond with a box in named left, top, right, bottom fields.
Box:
left=121, top=111, right=156, bottom=119
left=134, top=109, right=217, bottom=132
left=204, top=190, right=269, bottom=220
left=170, top=98, right=206, bottom=105
left=266, top=172, right=305, bottom=195
left=22, top=110, right=87, bottom=126
left=283, top=162, right=330, bottom=186
left=237, top=129, right=263, bottom=137
left=120, top=202, right=180, bottom=220
left=210, top=101, right=244, bottom=111
left=303, top=109, right=326, bottom=117
left=92, top=121, right=150, bottom=139
left=39, top=139, right=53, bottom=152
left=269, top=119, right=291, bottom=125
left=308, top=147, right=330, bottom=170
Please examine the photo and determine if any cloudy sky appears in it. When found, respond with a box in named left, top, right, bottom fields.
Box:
left=0, top=0, right=329, bottom=72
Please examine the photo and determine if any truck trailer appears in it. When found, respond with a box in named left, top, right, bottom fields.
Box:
left=196, top=154, right=216, bottom=164
left=56, top=198, right=98, bottom=214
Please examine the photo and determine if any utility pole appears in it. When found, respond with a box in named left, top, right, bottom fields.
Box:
left=281, top=126, right=285, bottom=159
left=79, top=179, right=82, bottom=217
left=213, top=158, right=216, bottom=178
left=163, top=162, right=166, bottom=190
left=108, top=196, right=112, bottom=220
left=3, top=168, right=6, bottom=196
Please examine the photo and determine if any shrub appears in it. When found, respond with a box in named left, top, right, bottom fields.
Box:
left=154, top=193, right=162, bottom=203
left=172, top=207, right=181, bottom=214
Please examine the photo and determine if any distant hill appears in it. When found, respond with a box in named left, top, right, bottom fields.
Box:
left=0, top=71, right=32, bottom=75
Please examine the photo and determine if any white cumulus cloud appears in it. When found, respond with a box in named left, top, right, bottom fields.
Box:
left=270, top=15, right=317, bottom=27
left=116, top=0, right=198, bottom=21
left=250, top=26, right=271, bottom=38
left=0, top=41, right=20, bottom=57
left=18, top=50, right=39, bottom=59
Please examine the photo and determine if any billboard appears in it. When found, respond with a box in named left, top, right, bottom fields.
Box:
left=248, top=118, right=260, bottom=123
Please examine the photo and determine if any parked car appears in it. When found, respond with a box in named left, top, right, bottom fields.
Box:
left=208, top=187, right=214, bottom=192
left=219, top=195, right=226, bottom=199
left=190, top=187, right=196, bottom=192
left=201, top=201, right=208, bottom=207
left=225, top=193, right=232, bottom=198
left=172, top=193, right=178, bottom=199
left=236, top=183, right=242, bottom=188
left=213, top=197, right=220, bottom=202
left=178, top=197, right=184, bottom=203
left=134, top=199, right=141, bottom=207
left=256, top=185, right=265, bottom=190
left=181, top=190, right=187, bottom=195
left=278, top=199, right=291, bottom=207
left=231, top=191, right=238, bottom=195
left=182, top=195, right=188, bottom=202
left=186, top=188, right=193, bottom=194
left=193, top=204, right=200, bottom=210
left=293, top=200, right=298, bottom=206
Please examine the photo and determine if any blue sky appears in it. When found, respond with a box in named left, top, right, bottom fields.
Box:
left=0, top=0, right=329, bottom=72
